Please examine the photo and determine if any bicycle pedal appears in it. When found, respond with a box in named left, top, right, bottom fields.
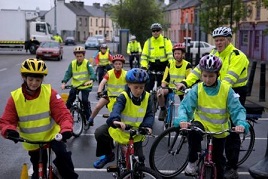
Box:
left=107, top=165, right=119, bottom=173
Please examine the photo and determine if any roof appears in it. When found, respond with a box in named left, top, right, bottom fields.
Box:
left=65, top=2, right=91, bottom=16
left=84, top=5, right=104, bottom=17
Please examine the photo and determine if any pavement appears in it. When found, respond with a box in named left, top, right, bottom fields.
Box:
left=245, top=60, right=268, bottom=117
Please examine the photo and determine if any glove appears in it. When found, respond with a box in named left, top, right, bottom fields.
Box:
left=140, top=67, right=147, bottom=71
left=61, top=131, right=73, bottom=142
left=6, top=129, right=20, bottom=143
left=97, top=92, right=103, bottom=99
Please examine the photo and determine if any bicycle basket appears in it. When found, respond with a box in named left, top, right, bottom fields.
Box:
left=61, top=93, right=69, bottom=103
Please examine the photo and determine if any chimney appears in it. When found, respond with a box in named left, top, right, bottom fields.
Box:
left=93, top=3, right=101, bottom=9
left=70, top=1, right=84, bottom=8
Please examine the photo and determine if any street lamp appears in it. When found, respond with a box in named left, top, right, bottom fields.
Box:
left=197, top=0, right=203, bottom=66
left=103, top=4, right=110, bottom=38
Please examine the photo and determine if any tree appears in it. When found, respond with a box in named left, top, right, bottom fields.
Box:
left=108, top=0, right=164, bottom=45
left=199, top=0, right=247, bottom=34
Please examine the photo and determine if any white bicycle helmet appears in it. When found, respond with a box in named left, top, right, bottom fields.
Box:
left=130, top=35, right=136, bottom=40
left=212, top=27, right=232, bottom=38
left=150, top=23, right=162, bottom=30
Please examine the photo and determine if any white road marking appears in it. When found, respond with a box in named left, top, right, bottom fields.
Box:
left=0, top=68, right=7, bottom=72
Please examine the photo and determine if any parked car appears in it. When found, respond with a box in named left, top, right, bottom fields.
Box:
left=64, top=36, right=76, bottom=45
left=36, top=41, right=63, bottom=61
left=93, top=35, right=105, bottom=44
left=85, top=37, right=100, bottom=49
left=181, top=41, right=215, bottom=62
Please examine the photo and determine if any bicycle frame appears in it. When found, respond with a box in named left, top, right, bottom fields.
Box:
left=164, top=90, right=175, bottom=130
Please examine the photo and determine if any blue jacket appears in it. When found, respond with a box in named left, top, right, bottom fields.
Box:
left=106, top=87, right=154, bottom=129
left=173, top=80, right=249, bottom=134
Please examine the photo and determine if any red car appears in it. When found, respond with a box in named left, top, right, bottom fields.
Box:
left=36, top=41, right=63, bottom=61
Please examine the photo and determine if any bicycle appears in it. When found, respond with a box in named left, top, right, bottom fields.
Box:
left=148, top=70, right=163, bottom=116
left=8, top=134, right=63, bottom=179
left=107, top=124, right=162, bottom=179
left=149, top=117, right=256, bottom=179
left=63, top=85, right=92, bottom=137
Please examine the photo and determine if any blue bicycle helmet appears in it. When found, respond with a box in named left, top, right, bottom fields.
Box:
left=126, top=68, right=149, bottom=83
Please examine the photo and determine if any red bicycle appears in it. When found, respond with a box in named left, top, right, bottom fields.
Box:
left=8, top=134, right=62, bottom=179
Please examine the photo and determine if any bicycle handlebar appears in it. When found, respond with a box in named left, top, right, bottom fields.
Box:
left=115, top=124, right=151, bottom=136
left=7, top=134, right=62, bottom=144
left=181, top=125, right=234, bottom=135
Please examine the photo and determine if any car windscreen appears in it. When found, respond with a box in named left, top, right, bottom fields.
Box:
left=40, top=42, right=59, bottom=48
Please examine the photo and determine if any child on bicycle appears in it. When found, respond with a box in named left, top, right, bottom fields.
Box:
left=93, top=68, right=154, bottom=169
left=173, top=55, right=249, bottom=178
left=61, top=46, right=95, bottom=125
left=0, top=58, right=78, bottom=179
left=88, top=54, right=127, bottom=126
left=157, top=43, right=192, bottom=121
left=94, top=43, right=113, bottom=84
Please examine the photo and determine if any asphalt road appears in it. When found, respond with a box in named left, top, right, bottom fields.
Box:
left=0, top=45, right=267, bottom=179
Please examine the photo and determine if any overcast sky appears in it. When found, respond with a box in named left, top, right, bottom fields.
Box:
left=0, top=0, right=108, bottom=10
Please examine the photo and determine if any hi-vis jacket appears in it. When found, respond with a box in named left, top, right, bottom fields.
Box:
left=11, top=84, right=60, bottom=150
left=98, top=51, right=110, bottom=66
left=174, top=80, right=249, bottom=136
left=162, top=59, right=192, bottom=95
left=182, top=43, right=249, bottom=88
left=108, top=91, right=152, bottom=145
left=71, top=59, right=92, bottom=89
left=106, top=69, right=127, bottom=111
left=127, top=40, right=142, bottom=54
left=141, top=34, right=173, bottom=69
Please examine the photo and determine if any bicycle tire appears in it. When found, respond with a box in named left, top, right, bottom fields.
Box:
left=119, top=166, right=162, bottom=179
left=151, top=92, right=158, bottom=114
left=149, top=127, right=188, bottom=178
left=116, top=144, right=126, bottom=176
left=237, top=122, right=255, bottom=166
left=200, top=165, right=216, bottom=179
left=70, top=108, right=84, bottom=137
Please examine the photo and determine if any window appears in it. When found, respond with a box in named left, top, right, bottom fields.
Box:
left=254, top=30, right=260, bottom=49
left=85, top=18, right=88, bottom=26
left=79, top=18, right=82, bottom=26
left=241, top=30, right=248, bottom=46
left=96, top=19, right=98, bottom=26
left=36, top=23, right=46, bottom=33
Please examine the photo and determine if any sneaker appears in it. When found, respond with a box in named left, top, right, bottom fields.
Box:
left=185, top=161, right=198, bottom=175
left=158, top=109, right=167, bottom=121
left=224, top=168, right=238, bottom=179
left=93, top=153, right=115, bottom=169
left=84, top=118, right=94, bottom=130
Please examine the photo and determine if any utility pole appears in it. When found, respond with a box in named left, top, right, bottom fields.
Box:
left=230, top=0, right=233, bottom=30
left=54, top=0, right=57, bottom=35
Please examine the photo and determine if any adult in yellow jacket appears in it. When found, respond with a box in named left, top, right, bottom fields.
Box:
left=53, top=33, right=63, bottom=43
left=141, top=23, right=173, bottom=92
left=176, top=26, right=249, bottom=179
left=127, top=35, right=142, bottom=69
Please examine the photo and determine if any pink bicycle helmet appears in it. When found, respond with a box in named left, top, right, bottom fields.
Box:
left=199, top=54, right=222, bottom=72
left=173, top=43, right=185, bottom=52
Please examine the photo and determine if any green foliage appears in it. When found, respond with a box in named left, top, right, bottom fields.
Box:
left=199, top=0, right=246, bottom=34
left=263, top=0, right=268, bottom=8
left=108, top=0, right=164, bottom=44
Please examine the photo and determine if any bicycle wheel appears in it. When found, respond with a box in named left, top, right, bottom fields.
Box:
left=70, top=108, right=84, bottom=137
left=237, top=122, right=255, bottom=166
left=119, top=166, right=162, bottom=179
left=200, top=165, right=216, bottom=179
left=149, top=127, right=188, bottom=178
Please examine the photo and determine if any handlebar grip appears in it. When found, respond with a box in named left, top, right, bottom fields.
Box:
left=55, top=134, right=62, bottom=141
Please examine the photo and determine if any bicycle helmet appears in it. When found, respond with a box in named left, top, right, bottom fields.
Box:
left=173, top=43, right=185, bottom=52
left=150, top=23, right=162, bottom=30
left=199, top=54, right=222, bottom=72
left=100, top=44, right=108, bottom=49
left=20, top=58, right=48, bottom=76
left=74, top=46, right=85, bottom=54
left=126, top=68, right=149, bottom=83
left=112, top=54, right=125, bottom=63
left=212, top=27, right=232, bottom=38
left=130, top=35, right=136, bottom=40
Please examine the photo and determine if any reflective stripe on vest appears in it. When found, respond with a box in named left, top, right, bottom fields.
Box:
left=71, top=59, right=91, bottom=89
left=106, top=69, right=127, bottom=97
left=108, top=91, right=150, bottom=144
left=148, top=36, right=171, bottom=62
left=11, top=84, right=60, bottom=150
left=194, top=82, right=230, bottom=138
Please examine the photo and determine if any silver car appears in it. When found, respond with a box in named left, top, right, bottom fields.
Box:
left=85, top=37, right=100, bottom=49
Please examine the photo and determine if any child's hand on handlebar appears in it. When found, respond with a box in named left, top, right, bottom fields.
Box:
left=233, top=126, right=245, bottom=133
left=61, top=83, right=66, bottom=90
left=113, top=121, right=126, bottom=130
left=180, top=122, right=191, bottom=129
left=84, top=80, right=93, bottom=86
left=175, top=83, right=186, bottom=91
